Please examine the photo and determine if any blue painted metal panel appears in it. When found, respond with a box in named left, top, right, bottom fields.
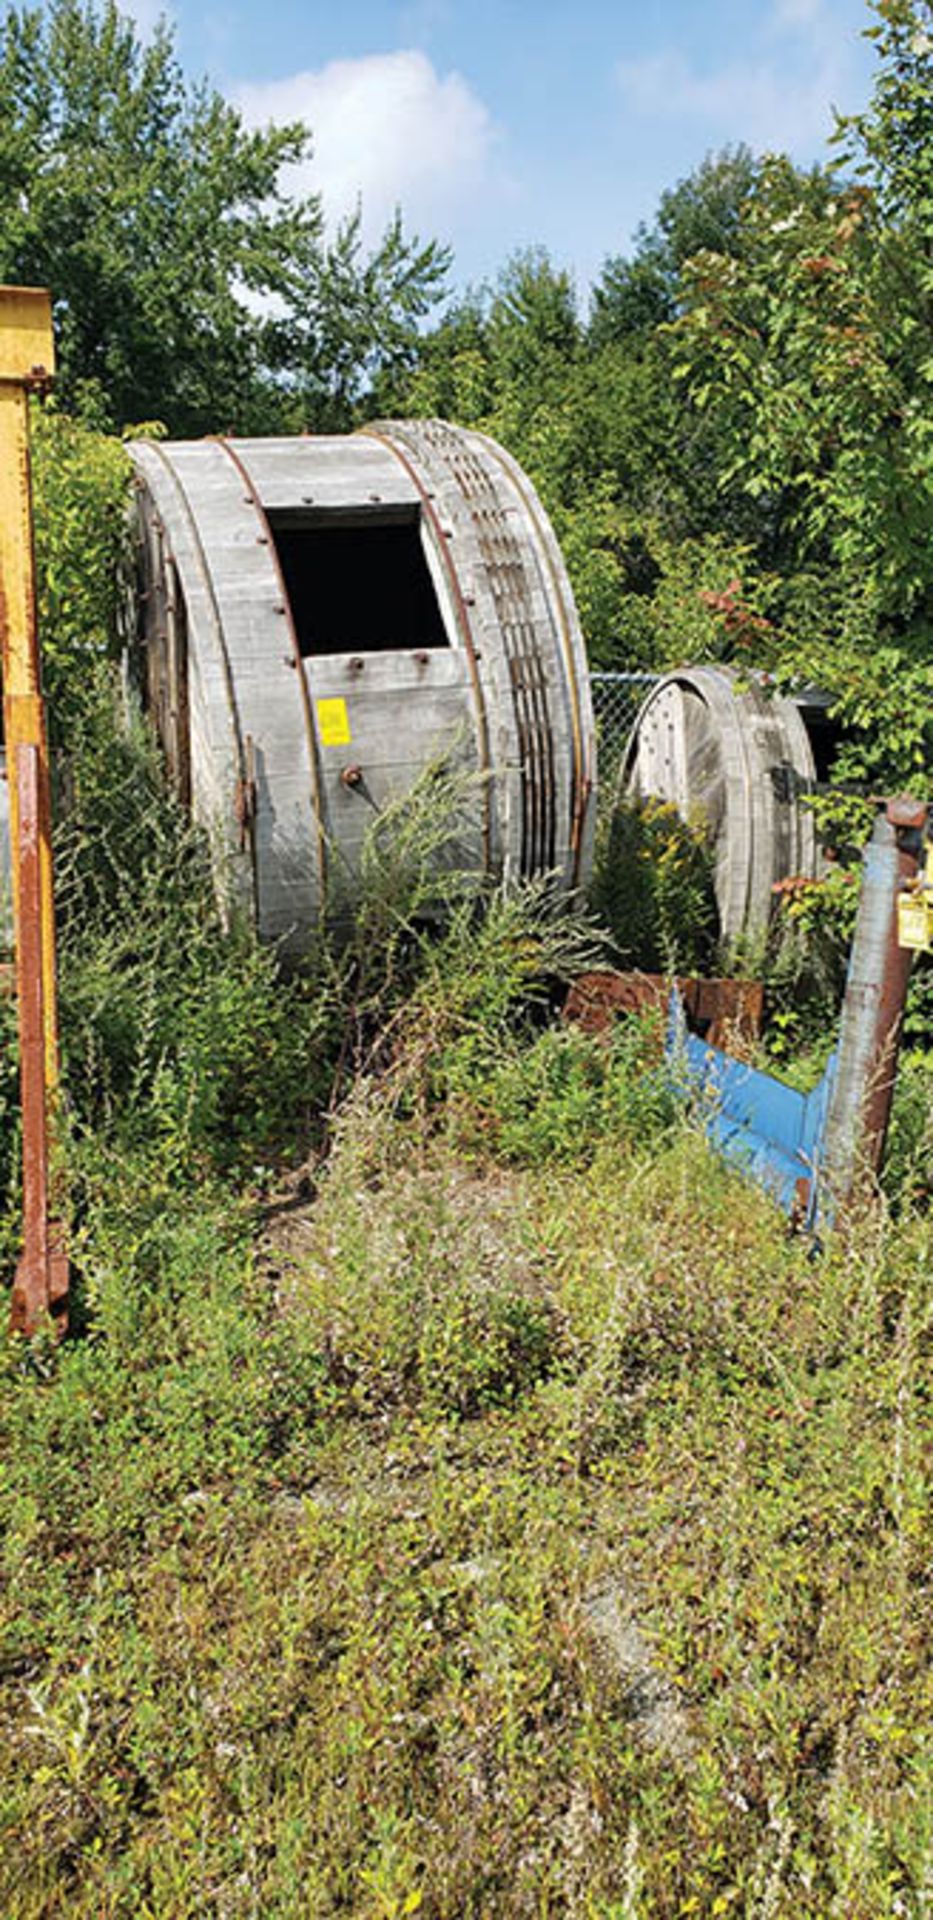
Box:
left=667, top=994, right=837, bottom=1226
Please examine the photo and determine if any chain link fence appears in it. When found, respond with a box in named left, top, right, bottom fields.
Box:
left=589, top=672, right=658, bottom=808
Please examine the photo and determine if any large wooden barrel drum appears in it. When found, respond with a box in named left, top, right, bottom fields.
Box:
left=128, top=422, right=596, bottom=956
left=621, top=666, right=818, bottom=940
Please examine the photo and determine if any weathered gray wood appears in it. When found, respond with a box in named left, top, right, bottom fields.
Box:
left=369, top=420, right=595, bottom=889
left=131, top=442, right=255, bottom=928
left=477, top=431, right=597, bottom=888
left=622, top=666, right=819, bottom=943
left=231, top=436, right=418, bottom=515
left=127, top=422, right=597, bottom=953
left=168, top=439, right=323, bottom=954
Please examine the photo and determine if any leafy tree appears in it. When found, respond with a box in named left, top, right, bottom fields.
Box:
left=486, top=248, right=581, bottom=388
left=841, top=0, right=933, bottom=223
left=381, top=13, right=932, bottom=711
left=383, top=240, right=782, bottom=668
left=0, top=0, right=448, bottom=432
left=589, top=146, right=762, bottom=346
left=374, top=288, right=494, bottom=423
left=669, top=0, right=933, bottom=787
left=386, top=251, right=581, bottom=418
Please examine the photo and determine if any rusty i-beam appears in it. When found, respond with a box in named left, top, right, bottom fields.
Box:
left=0, top=286, right=68, bottom=1334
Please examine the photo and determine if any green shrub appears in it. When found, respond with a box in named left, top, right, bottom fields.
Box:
left=443, top=1015, right=678, bottom=1165
left=419, top=1284, right=560, bottom=1417
left=340, top=863, right=604, bottom=1118
left=30, top=403, right=132, bottom=735
left=591, top=795, right=718, bottom=974
left=883, top=1048, right=933, bottom=1207
left=55, top=686, right=337, bottom=1177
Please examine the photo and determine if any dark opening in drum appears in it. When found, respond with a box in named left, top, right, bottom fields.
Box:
left=268, top=508, right=449, bottom=658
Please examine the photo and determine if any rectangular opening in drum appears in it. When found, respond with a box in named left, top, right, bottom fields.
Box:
left=268, top=509, right=449, bottom=657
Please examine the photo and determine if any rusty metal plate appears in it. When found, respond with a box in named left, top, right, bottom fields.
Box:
left=564, top=969, right=763, bottom=1055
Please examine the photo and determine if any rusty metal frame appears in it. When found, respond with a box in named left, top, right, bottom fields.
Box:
left=820, top=797, right=923, bottom=1209
left=0, top=286, right=67, bottom=1333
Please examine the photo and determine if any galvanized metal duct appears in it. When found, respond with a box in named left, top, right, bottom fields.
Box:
left=128, top=423, right=596, bottom=955
left=621, top=665, right=818, bottom=940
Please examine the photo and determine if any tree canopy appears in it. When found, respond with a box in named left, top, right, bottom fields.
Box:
left=669, top=0, right=933, bottom=786
left=588, top=145, right=762, bottom=347
left=377, top=0, right=933, bottom=798
left=0, top=0, right=449, bottom=432
left=5, top=0, right=932, bottom=796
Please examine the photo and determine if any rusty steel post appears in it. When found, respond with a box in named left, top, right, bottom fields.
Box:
left=821, top=799, right=924, bottom=1214
left=0, top=286, right=67, bottom=1333
left=9, top=744, right=50, bottom=1331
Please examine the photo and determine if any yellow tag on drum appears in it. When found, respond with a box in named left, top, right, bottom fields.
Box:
left=316, top=698, right=352, bottom=748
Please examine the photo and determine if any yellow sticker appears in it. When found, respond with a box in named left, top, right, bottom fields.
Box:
left=898, top=894, right=933, bottom=952
left=316, top=697, right=352, bottom=747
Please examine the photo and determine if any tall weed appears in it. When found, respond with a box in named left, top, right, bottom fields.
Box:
left=591, top=796, right=718, bottom=974
left=55, top=681, right=335, bottom=1176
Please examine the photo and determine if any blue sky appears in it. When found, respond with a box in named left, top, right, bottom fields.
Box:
left=150, top=0, right=879, bottom=300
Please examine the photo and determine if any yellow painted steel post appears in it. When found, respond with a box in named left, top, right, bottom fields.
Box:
left=0, top=289, right=57, bottom=1085
left=0, top=286, right=66, bottom=1332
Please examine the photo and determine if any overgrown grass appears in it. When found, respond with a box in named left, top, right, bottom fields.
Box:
left=2, top=659, right=932, bottom=1914
left=54, top=681, right=339, bottom=1180
left=2, top=1099, right=930, bottom=1915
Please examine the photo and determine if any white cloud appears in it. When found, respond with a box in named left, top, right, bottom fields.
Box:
left=769, top=0, right=826, bottom=30
left=614, top=0, right=855, bottom=154
left=235, top=49, right=500, bottom=245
